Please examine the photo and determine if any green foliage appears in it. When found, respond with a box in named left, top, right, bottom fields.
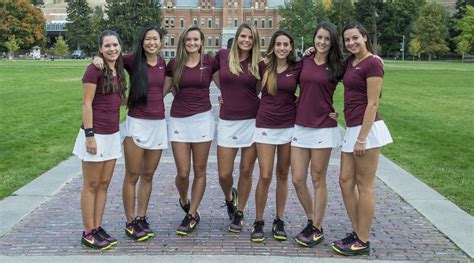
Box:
left=52, top=36, right=69, bottom=58
left=354, top=0, right=383, bottom=52
left=4, top=37, right=20, bottom=55
left=65, top=0, right=97, bottom=54
left=454, top=0, right=474, bottom=19
left=30, top=0, right=44, bottom=7
left=0, top=0, right=46, bottom=51
left=456, top=40, right=471, bottom=62
left=278, top=0, right=328, bottom=53
left=105, top=0, right=162, bottom=50
left=408, top=38, right=421, bottom=60
left=327, top=0, right=355, bottom=34
left=455, top=5, right=474, bottom=52
left=412, top=3, right=450, bottom=60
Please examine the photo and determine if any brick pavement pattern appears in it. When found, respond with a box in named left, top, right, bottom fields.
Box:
left=0, top=86, right=469, bottom=261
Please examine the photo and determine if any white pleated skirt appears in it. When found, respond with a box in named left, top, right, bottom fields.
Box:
left=72, top=129, right=122, bottom=162
left=291, top=125, right=341, bottom=149
left=217, top=118, right=255, bottom=148
left=253, top=127, right=293, bottom=145
left=341, top=120, right=393, bottom=153
left=168, top=110, right=215, bottom=143
left=124, top=116, right=168, bottom=150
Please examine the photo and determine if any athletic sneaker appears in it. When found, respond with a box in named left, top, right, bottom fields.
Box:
left=228, top=210, right=244, bottom=233
left=224, top=187, right=238, bottom=219
left=250, top=220, right=265, bottom=242
left=136, top=216, right=154, bottom=237
left=332, top=235, right=370, bottom=256
left=272, top=218, right=288, bottom=241
left=332, top=232, right=357, bottom=247
left=294, top=220, right=324, bottom=247
left=176, top=213, right=200, bottom=235
left=81, top=229, right=111, bottom=250
left=179, top=198, right=190, bottom=214
left=97, top=226, right=118, bottom=246
left=125, top=219, right=149, bottom=241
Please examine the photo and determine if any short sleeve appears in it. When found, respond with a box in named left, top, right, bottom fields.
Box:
left=258, top=60, right=266, bottom=79
left=165, top=58, right=175, bottom=77
left=293, top=61, right=303, bottom=84
left=366, top=56, right=384, bottom=78
left=82, top=64, right=100, bottom=84
left=209, top=55, right=219, bottom=73
left=215, top=49, right=222, bottom=66
left=122, top=53, right=134, bottom=73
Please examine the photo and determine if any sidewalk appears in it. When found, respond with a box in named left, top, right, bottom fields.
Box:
left=0, top=85, right=472, bottom=262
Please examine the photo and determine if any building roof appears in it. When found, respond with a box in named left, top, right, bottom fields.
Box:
left=268, top=0, right=285, bottom=7
left=176, top=0, right=199, bottom=7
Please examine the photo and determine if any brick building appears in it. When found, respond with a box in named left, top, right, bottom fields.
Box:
left=161, top=0, right=285, bottom=58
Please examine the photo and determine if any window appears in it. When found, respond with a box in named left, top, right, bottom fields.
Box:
left=254, top=18, right=258, bottom=28
left=246, top=17, right=251, bottom=24
left=165, top=51, right=169, bottom=57
left=215, top=18, right=220, bottom=28
left=170, top=18, right=175, bottom=28
left=261, top=37, right=265, bottom=47
left=208, top=37, right=212, bottom=47
left=193, top=18, right=198, bottom=25
left=261, top=18, right=265, bottom=29
left=208, top=18, right=212, bottom=28
left=170, top=37, right=175, bottom=46
left=269, top=18, right=273, bottom=29
left=170, top=51, right=175, bottom=57
left=165, top=18, right=169, bottom=28
left=234, top=18, right=238, bottom=28
left=180, top=17, right=184, bottom=28
left=200, top=17, right=204, bottom=27
left=165, top=36, right=169, bottom=46
left=215, top=37, right=219, bottom=47
left=228, top=17, right=232, bottom=27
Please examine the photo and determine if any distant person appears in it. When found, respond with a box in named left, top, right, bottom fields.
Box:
left=213, top=22, right=261, bottom=234
left=163, top=25, right=218, bottom=235
left=251, top=29, right=302, bottom=242
left=331, top=21, right=392, bottom=256
left=93, top=25, right=167, bottom=242
left=292, top=21, right=343, bottom=248
left=72, top=30, right=126, bottom=250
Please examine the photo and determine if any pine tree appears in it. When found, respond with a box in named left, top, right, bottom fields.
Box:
left=327, top=0, right=355, bottom=34
left=65, top=0, right=97, bottom=54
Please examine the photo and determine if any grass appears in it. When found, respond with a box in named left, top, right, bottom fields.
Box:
left=332, top=61, right=474, bottom=214
left=0, top=60, right=473, bottom=215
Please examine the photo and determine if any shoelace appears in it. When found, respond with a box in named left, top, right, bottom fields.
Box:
left=91, top=229, right=106, bottom=245
left=253, top=221, right=264, bottom=232
left=97, top=227, right=111, bottom=239
left=274, top=219, right=285, bottom=232
left=180, top=214, right=192, bottom=226
left=231, top=211, right=243, bottom=225
left=341, top=232, right=357, bottom=245
left=137, top=216, right=150, bottom=228
left=300, top=221, right=314, bottom=237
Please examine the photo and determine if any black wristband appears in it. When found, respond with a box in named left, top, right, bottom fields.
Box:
left=84, top=128, right=94, bottom=137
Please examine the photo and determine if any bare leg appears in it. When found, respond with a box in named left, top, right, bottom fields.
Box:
left=275, top=143, right=291, bottom=219
left=217, top=146, right=238, bottom=201
left=255, top=143, right=276, bottom=221
left=189, top=141, right=212, bottom=216
left=339, top=152, right=359, bottom=233
left=172, top=142, right=191, bottom=206
left=236, top=144, right=257, bottom=212
left=291, top=146, right=312, bottom=220
left=136, top=148, right=162, bottom=217
left=310, top=148, right=332, bottom=228
left=122, top=138, right=145, bottom=222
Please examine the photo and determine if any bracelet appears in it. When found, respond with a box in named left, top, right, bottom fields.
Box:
left=84, top=128, right=95, bottom=137
left=356, top=138, right=367, bottom=144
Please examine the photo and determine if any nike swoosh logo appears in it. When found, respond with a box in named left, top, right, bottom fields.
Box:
left=200, top=66, right=207, bottom=70
left=313, top=235, right=321, bottom=241
left=355, top=67, right=362, bottom=70
left=190, top=222, right=196, bottom=228
left=351, top=244, right=366, bottom=250
left=286, top=74, right=293, bottom=77
left=126, top=228, right=134, bottom=235
left=84, top=237, right=95, bottom=244
left=159, top=66, right=163, bottom=69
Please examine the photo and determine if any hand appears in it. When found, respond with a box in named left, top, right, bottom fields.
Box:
left=92, top=56, right=104, bottom=69
left=218, top=95, right=224, bottom=106
left=353, top=141, right=366, bottom=156
left=86, top=137, right=97, bottom=155
left=304, top=47, right=315, bottom=56
left=329, top=112, right=339, bottom=120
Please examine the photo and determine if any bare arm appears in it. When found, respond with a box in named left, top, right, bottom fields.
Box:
left=212, top=71, right=221, bottom=89
left=354, top=76, right=383, bottom=156
left=162, top=76, right=173, bottom=96
left=82, top=83, right=97, bottom=155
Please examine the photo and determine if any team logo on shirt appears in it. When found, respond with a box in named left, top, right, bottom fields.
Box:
left=285, top=73, right=293, bottom=77
left=355, top=67, right=362, bottom=70
left=159, top=66, right=163, bottom=69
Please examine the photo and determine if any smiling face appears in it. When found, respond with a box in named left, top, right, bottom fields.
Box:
left=184, top=30, right=202, bottom=54
left=237, top=28, right=254, bottom=53
left=343, top=28, right=368, bottom=55
left=99, top=35, right=121, bottom=63
left=314, top=28, right=331, bottom=55
left=273, top=35, right=292, bottom=60
left=142, top=29, right=161, bottom=55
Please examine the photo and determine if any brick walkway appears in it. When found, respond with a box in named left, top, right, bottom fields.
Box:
left=0, top=86, right=469, bottom=261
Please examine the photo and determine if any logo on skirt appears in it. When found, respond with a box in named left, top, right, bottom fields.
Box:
left=232, top=136, right=238, bottom=140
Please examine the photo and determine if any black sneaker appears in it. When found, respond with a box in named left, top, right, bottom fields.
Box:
left=97, top=226, right=118, bottom=246
left=272, top=218, right=287, bottom=241
left=250, top=220, right=265, bottom=242
left=294, top=220, right=324, bottom=247
left=224, top=187, right=238, bottom=219
left=228, top=210, right=244, bottom=233
left=179, top=198, right=190, bottom=214
left=332, top=235, right=370, bottom=256
left=332, top=231, right=357, bottom=247
left=125, top=219, right=149, bottom=241
left=136, top=216, right=154, bottom=237
left=176, top=213, right=200, bottom=235
left=81, top=229, right=111, bottom=250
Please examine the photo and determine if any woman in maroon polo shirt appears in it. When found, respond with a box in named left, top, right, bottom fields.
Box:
left=292, top=21, right=344, bottom=248
left=331, top=21, right=392, bottom=256
left=214, top=22, right=261, bottom=233
left=72, top=30, right=126, bottom=250
left=251, top=30, right=302, bottom=242
left=163, top=25, right=218, bottom=235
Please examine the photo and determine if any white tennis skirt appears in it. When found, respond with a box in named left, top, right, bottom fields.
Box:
left=72, top=129, right=122, bottom=162
left=217, top=118, right=255, bottom=148
left=168, top=110, right=215, bottom=143
left=253, top=127, right=294, bottom=145
left=341, top=120, right=393, bottom=153
left=124, top=116, right=168, bottom=150
left=291, top=125, right=341, bottom=149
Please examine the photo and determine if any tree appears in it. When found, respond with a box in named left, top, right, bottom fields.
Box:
left=65, top=0, right=97, bottom=54
left=327, top=0, right=355, bottom=34
left=30, top=0, right=44, bottom=7
left=4, top=37, right=20, bottom=60
left=0, top=0, right=46, bottom=52
left=454, top=0, right=474, bottom=20
left=52, top=36, right=69, bottom=59
left=455, top=5, right=474, bottom=52
left=105, top=0, right=162, bottom=50
left=354, top=0, right=384, bottom=54
left=412, top=3, right=450, bottom=60
left=408, top=38, right=422, bottom=61
left=278, top=0, right=328, bottom=54
left=456, top=39, right=471, bottom=62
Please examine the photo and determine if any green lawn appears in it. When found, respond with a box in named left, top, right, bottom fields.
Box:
left=333, top=61, right=474, bottom=214
left=0, top=60, right=473, bottom=215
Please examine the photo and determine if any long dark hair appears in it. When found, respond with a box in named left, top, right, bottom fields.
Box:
left=98, top=30, right=126, bottom=96
left=342, top=21, right=375, bottom=54
left=128, top=25, right=163, bottom=108
left=262, top=29, right=297, bottom=96
left=314, top=21, right=344, bottom=83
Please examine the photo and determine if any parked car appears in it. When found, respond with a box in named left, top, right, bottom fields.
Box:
left=72, top=50, right=86, bottom=59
